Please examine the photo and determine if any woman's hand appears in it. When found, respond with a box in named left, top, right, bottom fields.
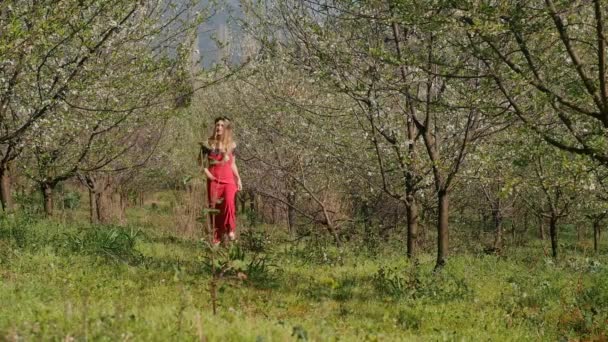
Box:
left=231, top=157, right=242, bottom=191
left=203, top=168, right=216, bottom=181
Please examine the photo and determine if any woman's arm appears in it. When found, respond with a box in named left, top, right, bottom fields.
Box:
left=231, top=156, right=242, bottom=191
left=203, top=167, right=216, bottom=181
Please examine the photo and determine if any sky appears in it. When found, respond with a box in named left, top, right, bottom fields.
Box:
left=196, top=0, right=244, bottom=68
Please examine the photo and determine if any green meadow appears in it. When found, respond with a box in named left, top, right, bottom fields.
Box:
left=1, top=204, right=606, bottom=341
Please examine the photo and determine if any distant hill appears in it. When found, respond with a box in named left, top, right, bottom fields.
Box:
left=197, top=0, right=244, bottom=68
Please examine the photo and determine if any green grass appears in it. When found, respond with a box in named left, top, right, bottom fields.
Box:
left=0, top=209, right=607, bottom=341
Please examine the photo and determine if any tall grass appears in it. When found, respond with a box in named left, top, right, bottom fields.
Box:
left=0, top=206, right=607, bottom=341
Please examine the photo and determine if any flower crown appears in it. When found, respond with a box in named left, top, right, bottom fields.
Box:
left=214, top=116, right=231, bottom=123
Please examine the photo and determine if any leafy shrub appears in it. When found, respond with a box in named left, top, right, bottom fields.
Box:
left=62, top=191, right=81, bottom=210
left=373, top=267, right=411, bottom=299
left=240, top=228, right=269, bottom=253
left=332, top=277, right=356, bottom=301
left=0, top=224, right=27, bottom=248
left=286, top=237, right=344, bottom=266
left=0, top=213, right=43, bottom=249
left=241, top=206, right=261, bottom=227
left=301, top=274, right=359, bottom=302
left=291, top=325, right=308, bottom=341
left=499, top=274, right=564, bottom=327
left=564, top=268, right=608, bottom=338
left=13, top=191, right=43, bottom=216
left=148, top=202, right=171, bottom=214
left=373, top=265, right=472, bottom=303
left=395, top=309, right=421, bottom=330
left=244, top=252, right=268, bottom=277
left=201, top=244, right=279, bottom=285
left=62, top=226, right=143, bottom=263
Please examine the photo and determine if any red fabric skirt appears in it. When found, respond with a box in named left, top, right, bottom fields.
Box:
left=207, top=180, right=237, bottom=243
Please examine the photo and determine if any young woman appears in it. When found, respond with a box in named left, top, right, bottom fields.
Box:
left=199, top=116, right=242, bottom=244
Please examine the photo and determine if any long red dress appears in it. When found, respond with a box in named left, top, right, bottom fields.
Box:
left=203, top=146, right=238, bottom=243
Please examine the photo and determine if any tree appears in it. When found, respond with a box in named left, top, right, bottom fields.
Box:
left=461, top=1, right=608, bottom=166
left=1, top=0, right=208, bottom=215
left=196, top=59, right=358, bottom=244
left=461, top=131, right=520, bottom=252
left=581, top=168, right=608, bottom=253
left=512, top=133, right=586, bottom=258
left=240, top=0, right=513, bottom=267
left=242, top=0, right=429, bottom=256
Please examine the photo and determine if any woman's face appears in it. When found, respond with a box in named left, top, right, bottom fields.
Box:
left=214, top=120, right=225, bottom=137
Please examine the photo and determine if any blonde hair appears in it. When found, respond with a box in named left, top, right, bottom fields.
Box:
left=208, top=117, right=235, bottom=160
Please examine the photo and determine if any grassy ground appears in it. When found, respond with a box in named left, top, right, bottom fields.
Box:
left=0, top=205, right=607, bottom=341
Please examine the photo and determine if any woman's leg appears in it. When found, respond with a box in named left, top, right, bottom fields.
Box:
left=207, top=181, right=225, bottom=244
left=222, top=183, right=238, bottom=239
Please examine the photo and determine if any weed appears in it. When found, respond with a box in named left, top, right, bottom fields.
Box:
left=240, top=228, right=269, bottom=253
left=62, top=191, right=81, bottom=210
left=62, top=226, right=143, bottom=264
left=373, top=267, right=410, bottom=299
left=286, top=237, right=344, bottom=266
left=13, top=191, right=43, bottom=217
left=395, top=309, right=421, bottom=330
left=291, top=325, right=308, bottom=341
left=1, top=211, right=607, bottom=341
left=0, top=213, right=44, bottom=249
left=373, top=264, right=472, bottom=303
left=201, top=243, right=278, bottom=285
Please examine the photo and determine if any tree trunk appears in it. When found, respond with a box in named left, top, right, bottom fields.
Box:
left=97, top=191, right=112, bottom=224
left=389, top=7, right=420, bottom=258
left=482, top=211, right=490, bottom=231
left=329, top=226, right=341, bottom=248
left=0, top=162, right=12, bottom=212
left=476, top=209, right=484, bottom=239
left=86, top=175, right=117, bottom=225
left=287, top=191, right=296, bottom=234
left=511, top=219, right=516, bottom=241
left=320, top=205, right=341, bottom=248
left=238, top=193, right=246, bottom=213
left=436, top=189, right=449, bottom=269
left=83, top=175, right=106, bottom=224
left=492, top=201, right=502, bottom=250
left=539, top=217, right=545, bottom=240
left=549, top=216, right=558, bottom=258
left=41, top=182, right=54, bottom=217
left=120, top=190, right=128, bottom=211
left=95, top=192, right=104, bottom=222
left=89, top=188, right=99, bottom=224
left=420, top=202, right=429, bottom=242
left=594, top=221, right=600, bottom=253
left=249, top=191, right=256, bottom=213
left=115, top=190, right=129, bottom=226
left=260, top=201, right=267, bottom=224
left=406, top=196, right=418, bottom=259
left=405, top=109, right=418, bottom=259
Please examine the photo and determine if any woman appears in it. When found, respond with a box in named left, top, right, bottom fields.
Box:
left=199, top=116, right=242, bottom=244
